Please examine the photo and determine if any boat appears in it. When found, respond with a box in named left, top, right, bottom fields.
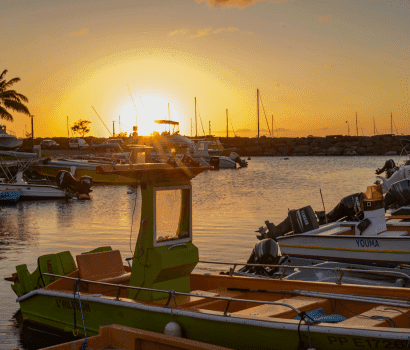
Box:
left=266, top=185, right=410, bottom=265
left=30, top=158, right=137, bottom=184
left=0, top=189, right=21, bottom=204
left=0, top=171, right=72, bottom=199
left=40, top=324, right=232, bottom=350
left=7, top=164, right=410, bottom=350
left=0, top=125, right=23, bottom=150
left=29, top=147, right=154, bottom=184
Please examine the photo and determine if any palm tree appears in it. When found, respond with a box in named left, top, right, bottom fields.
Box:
left=0, top=69, right=30, bottom=121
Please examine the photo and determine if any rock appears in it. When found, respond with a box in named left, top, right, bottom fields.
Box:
left=356, top=147, right=366, bottom=155
left=343, top=148, right=357, bottom=156
left=294, top=145, right=311, bottom=153
left=326, top=147, right=344, bottom=156
left=361, top=140, right=374, bottom=148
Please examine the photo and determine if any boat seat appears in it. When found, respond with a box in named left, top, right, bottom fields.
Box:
left=377, top=231, right=409, bottom=237
left=232, top=296, right=329, bottom=318
left=338, top=306, right=410, bottom=328
left=76, top=250, right=130, bottom=285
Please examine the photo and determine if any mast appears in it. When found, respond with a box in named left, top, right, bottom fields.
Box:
left=119, top=115, right=121, bottom=135
left=391, top=112, right=393, bottom=135
left=209, top=121, right=211, bottom=136
left=226, top=109, right=229, bottom=138
left=356, top=112, right=358, bottom=137
left=195, top=97, right=198, bottom=137
left=272, top=115, right=274, bottom=138
left=373, top=117, right=376, bottom=135
left=257, top=88, right=260, bottom=138
left=191, top=118, right=192, bottom=137
left=113, top=121, right=115, bottom=137
left=168, top=102, right=171, bottom=133
left=67, top=116, right=70, bottom=138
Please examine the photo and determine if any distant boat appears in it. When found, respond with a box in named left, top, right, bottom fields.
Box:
left=0, top=189, right=21, bottom=204
left=0, top=125, right=23, bottom=150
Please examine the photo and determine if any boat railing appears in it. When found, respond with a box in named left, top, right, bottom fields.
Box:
left=41, top=272, right=410, bottom=312
left=198, top=260, right=410, bottom=285
left=41, top=273, right=301, bottom=317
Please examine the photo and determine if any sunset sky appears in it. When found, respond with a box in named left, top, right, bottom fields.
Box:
left=2, top=0, right=409, bottom=138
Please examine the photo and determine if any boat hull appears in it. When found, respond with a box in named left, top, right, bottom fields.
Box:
left=30, top=165, right=136, bottom=184
left=17, top=289, right=410, bottom=350
left=0, top=183, right=69, bottom=199
left=278, top=234, right=410, bottom=264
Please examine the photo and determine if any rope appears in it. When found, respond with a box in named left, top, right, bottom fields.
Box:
left=73, top=279, right=88, bottom=349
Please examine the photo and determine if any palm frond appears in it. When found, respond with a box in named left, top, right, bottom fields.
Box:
left=0, top=90, right=29, bottom=103
left=2, top=99, right=30, bottom=115
left=0, top=70, right=8, bottom=81
left=3, top=77, right=21, bottom=90
left=0, top=106, right=14, bottom=121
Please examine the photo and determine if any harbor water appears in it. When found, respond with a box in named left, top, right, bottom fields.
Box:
left=0, top=156, right=396, bottom=349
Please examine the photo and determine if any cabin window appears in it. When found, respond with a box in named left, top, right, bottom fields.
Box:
left=153, top=185, right=192, bottom=246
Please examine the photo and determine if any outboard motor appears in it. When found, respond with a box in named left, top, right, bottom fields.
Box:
left=384, top=179, right=410, bottom=209
left=316, top=192, right=364, bottom=225
left=229, top=152, right=248, bottom=168
left=257, top=206, right=318, bottom=240
left=209, top=156, right=220, bottom=170
left=239, top=239, right=280, bottom=276
left=376, top=159, right=397, bottom=179
left=56, top=170, right=93, bottom=195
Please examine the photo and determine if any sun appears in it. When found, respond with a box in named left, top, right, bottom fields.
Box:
left=118, top=94, right=182, bottom=136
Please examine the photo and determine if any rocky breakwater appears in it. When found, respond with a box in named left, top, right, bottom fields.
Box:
left=220, top=134, right=408, bottom=157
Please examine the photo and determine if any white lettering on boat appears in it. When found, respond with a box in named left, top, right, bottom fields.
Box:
left=355, top=239, right=380, bottom=248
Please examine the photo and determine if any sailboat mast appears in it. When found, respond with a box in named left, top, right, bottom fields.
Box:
left=257, top=89, right=260, bottom=138
left=356, top=112, right=358, bottom=137
left=391, top=112, right=393, bottom=135
left=226, top=109, right=229, bottom=138
left=67, top=116, right=70, bottom=138
left=195, top=97, right=197, bottom=137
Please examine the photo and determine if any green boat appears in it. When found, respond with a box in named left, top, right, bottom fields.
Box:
left=5, top=164, right=410, bottom=350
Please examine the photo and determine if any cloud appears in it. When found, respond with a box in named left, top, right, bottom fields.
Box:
left=317, top=15, right=331, bottom=23
left=321, top=64, right=335, bottom=69
left=195, top=0, right=265, bottom=8
left=74, top=28, right=89, bottom=36
left=192, top=27, right=212, bottom=37
left=74, top=28, right=89, bottom=35
left=213, top=27, right=239, bottom=34
left=169, top=28, right=189, bottom=36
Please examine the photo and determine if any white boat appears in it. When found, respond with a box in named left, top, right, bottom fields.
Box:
left=277, top=185, right=410, bottom=265
left=0, top=171, right=70, bottom=199
left=0, top=125, right=23, bottom=150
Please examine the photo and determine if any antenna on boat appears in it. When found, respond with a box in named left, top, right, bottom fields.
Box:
left=127, top=84, right=139, bottom=129
left=320, top=188, right=328, bottom=224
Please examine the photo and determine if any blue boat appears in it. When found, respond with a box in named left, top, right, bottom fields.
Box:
left=0, top=189, right=21, bottom=204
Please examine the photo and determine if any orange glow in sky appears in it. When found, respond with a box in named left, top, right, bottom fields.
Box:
left=2, top=0, right=410, bottom=138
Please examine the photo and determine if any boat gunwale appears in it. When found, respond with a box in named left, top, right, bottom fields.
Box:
left=16, top=288, right=410, bottom=339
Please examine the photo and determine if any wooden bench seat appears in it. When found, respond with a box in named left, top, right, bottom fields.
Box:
left=76, top=250, right=129, bottom=284
left=338, top=306, right=410, bottom=328
left=232, top=296, right=329, bottom=318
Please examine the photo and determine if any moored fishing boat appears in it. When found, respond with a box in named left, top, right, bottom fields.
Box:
left=6, top=165, right=410, bottom=350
